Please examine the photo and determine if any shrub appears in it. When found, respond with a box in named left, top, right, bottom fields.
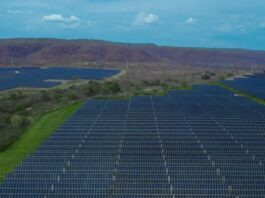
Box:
left=87, top=81, right=102, bottom=96
left=0, top=100, right=14, bottom=113
left=201, top=71, right=212, bottom=80
left=15, top=103, right=26, bottom=112
left=10, top=115, right=22, bottom=128
left=201, top=70, right=216, bottom=80
left=142, top=80, right=161, bottom=86
left=9, top=91, right=24, bottom=100
left=53, top=93, right=64, bottom=101
left=202, top=73, right=211, bottom=80
left=21, top=116, right=33, bottom=128
left=41, top=90, right=52, bottom=101
left=181, top=81, right=188, bottom=87
left=142, top=80, right=149, bottom=86
left=68, top=91, right=79, bottom=100
left=68, top=85, right=76, bottom=90
left=160, top=82, right=169, bottom=90
left=104, top=81, right=121, bottom=94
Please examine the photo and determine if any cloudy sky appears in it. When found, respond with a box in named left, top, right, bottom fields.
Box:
left=1, top=0, right=265, bottom=50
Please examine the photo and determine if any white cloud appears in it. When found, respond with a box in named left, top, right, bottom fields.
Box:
left=185, top=17, right=196, bottom=25
left=67, top=16, right=80, bottom=22
left=134, top=12, right=159, bottom=25
left=216, top=24, right=233, bottom=32
left=42, top=14, right=64, bottom=22
left=42, top=14, right=80, bottom=22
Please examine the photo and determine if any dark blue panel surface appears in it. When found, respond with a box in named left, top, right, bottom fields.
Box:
left=0, top=67, right=120, bottom=91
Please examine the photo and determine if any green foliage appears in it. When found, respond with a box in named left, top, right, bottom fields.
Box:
left=180, top=80, right=188, bottom=87
left=21, top=116, right=33, bottom=128
left=68, top=91, right=79, bottom=100
left=87, top=81, right=102, bottom=96
left=10, top=115, right=22, bottom=128
left=142, top=80, right=161, bottom=86
left=202, top=70, right=216, bottom=80
left=0, top=100, right=14, bottom=113
left=104, top=81, right=121, bottom=94
left=9, top=91, right=24, bottom=100
left=202, top=73, right=211, bottom=80
left=68, top=85, right=76, bottom=90
left=160, top=82, right=169, bottom=89
left=10, top=115, right=31, bottom=129
left=41, top=90, right=52, bottom=101
left=15, top=103, right=26, bottom=112
left=25, top=117, right=34, bottom=126
left=53, top=93, right=64, bottom=101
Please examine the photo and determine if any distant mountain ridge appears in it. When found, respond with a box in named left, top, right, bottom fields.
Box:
left=0, top=38, right=265, bottom=68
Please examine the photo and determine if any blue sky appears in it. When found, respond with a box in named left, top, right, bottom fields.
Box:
left=1, top=0, right=265, bottom=50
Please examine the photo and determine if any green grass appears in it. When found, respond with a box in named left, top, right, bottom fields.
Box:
left=0, top=101, right=84, bottom=182
left=210, top=81, right=265, bottom=106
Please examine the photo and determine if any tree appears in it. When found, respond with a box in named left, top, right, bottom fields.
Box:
left=201, top=73, right=211, bottom=80
left=104, top=81, right=121, bottom=94
left=10, top=115, right=22, bottom=128
left=87, top=81, right=102, bottom=96
left=181, top=80, right=188, bottom=87
left=201, top=71, right=212, bottom=80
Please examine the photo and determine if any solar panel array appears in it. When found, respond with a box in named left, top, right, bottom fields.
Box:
left=1, top=85, right=265, bottom=197
left=0, top=67, right=120, bottom=91
left=222, top=72, right=265, bottom=99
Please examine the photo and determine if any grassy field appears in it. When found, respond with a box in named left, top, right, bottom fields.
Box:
left=0, top=101, right=84, bottom=182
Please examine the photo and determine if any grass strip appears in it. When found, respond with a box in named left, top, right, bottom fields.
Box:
left=210, top=81, right=265, bottom=106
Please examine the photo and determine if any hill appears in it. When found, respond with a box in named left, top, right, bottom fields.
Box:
left=1, top=38, right=265, bottom=69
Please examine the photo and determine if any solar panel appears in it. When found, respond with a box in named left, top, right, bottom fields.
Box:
left=222, top=72, right=265, bottom=100
left=0, top=85, right=265, bottom=197
left=0, top=67, right=120, bottom=91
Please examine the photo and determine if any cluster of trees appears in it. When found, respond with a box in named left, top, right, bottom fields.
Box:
left=201, top=71, right=216, bottom=80
left=0, top=80, right=121, bottom=150
left=201, top=70, right=235, bottom=81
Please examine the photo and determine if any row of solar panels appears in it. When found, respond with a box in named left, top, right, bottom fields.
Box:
left=0, top=67, right=120, bottom=91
